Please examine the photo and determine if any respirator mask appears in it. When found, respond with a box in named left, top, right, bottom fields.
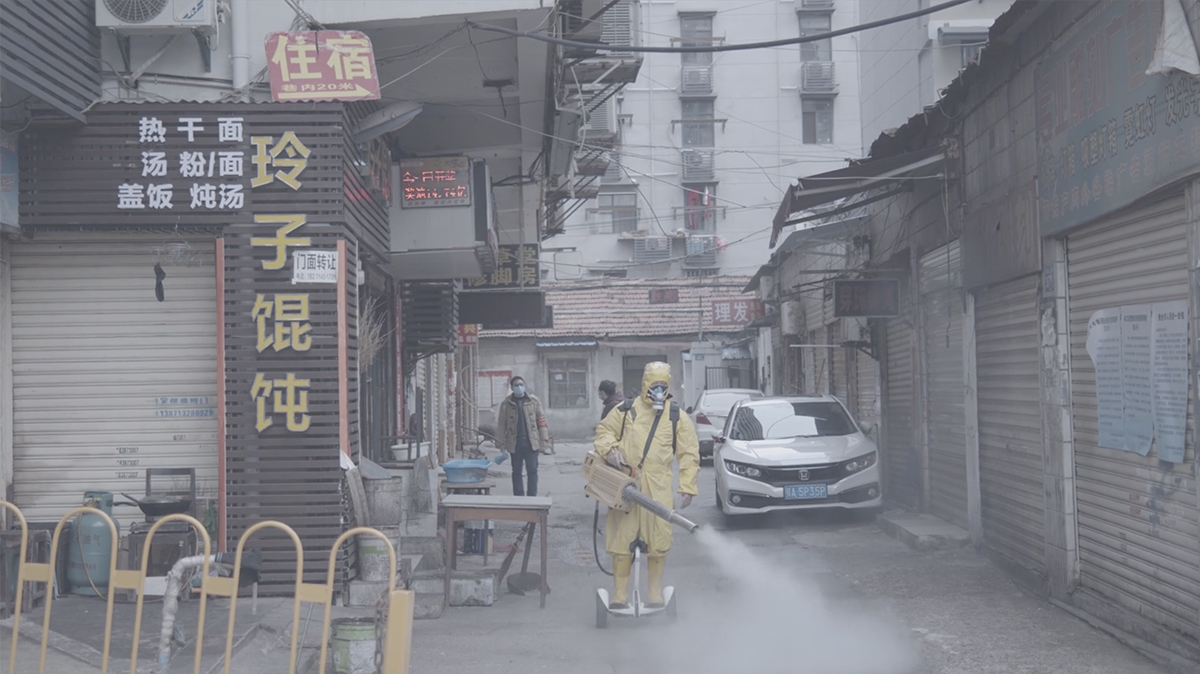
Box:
left=648, top=385, right=668, bottom=411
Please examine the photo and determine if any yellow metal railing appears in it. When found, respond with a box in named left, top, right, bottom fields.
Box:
left=0, top=501, right=413, bottom=674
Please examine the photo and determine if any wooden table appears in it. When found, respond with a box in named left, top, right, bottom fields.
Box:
left=440, top=495, right=552, bottom=609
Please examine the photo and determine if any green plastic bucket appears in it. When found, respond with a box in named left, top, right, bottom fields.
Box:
left=330, top=618, right=378, bottom=674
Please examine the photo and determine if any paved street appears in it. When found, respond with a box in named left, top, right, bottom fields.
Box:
left=414, top=441, right=1168, bottom=674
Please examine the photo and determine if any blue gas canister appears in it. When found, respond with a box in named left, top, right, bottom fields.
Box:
left=66, top=491, right=118, bottom=596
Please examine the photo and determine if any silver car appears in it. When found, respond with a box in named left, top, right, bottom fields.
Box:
left=714, top=396, right=882, bottom=516
left=686, top=388, right=763, bottom=457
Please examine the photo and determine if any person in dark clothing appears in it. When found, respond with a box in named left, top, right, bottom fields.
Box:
left=599, top=380, right=625, bottom=421
left=496, top=376, right=550, bottom=497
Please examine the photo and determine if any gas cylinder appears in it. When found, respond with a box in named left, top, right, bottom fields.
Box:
left=66, top=491, right=118, bottom=596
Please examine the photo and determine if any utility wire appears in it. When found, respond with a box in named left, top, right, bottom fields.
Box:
left=469, top=0, right=974, bottom=54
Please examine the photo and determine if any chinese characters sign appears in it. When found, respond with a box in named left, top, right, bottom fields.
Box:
left=458, top=324, right=480, bottom=346
left=266, top=31, right=381, bottom=102
left=832, top=280, right=899, bottom=318
left=398, top=156, right=471, bottom=208
left=117, top=114, right=311, bottom=212
left=465, top=244, right=539, bottom=289
left=710, top=299, right=764, bottom=328
left=649, top=288, right=680, bottom=304
left=1034, top=1, right=1200, bottom=236
left=1084, top=301, right=1189, bottom=462
left=1, top=129, right=16, bottom=227
left=293, top=250, right=338, bottom=284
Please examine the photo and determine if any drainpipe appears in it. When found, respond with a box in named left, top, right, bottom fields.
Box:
left=230, top=0, right=251, bottom=97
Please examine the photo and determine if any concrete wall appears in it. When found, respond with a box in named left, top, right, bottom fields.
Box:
left=478, top=337, right=692, bottom=440
left=549, top=0, right=863, bottom=279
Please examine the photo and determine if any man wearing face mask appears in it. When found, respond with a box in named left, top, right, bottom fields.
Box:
left=497, top=376, right=551, bottom=496
left=593, top=362, right=700, bottom=609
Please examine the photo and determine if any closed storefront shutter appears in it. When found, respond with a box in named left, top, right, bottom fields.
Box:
left=975, top=274, right=1044, bottom=574
left=1066, top=192, right=1199, bottom=639
left=884, top=273, right=919, bottom=510
left=829, top=321, right=847, bottom=403
left=10, top=234, right=218, bottom=526
left=921, top=241, right=967, bottom=529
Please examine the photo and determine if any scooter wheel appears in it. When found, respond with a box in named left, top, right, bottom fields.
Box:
left=596, top=594, right=609, bottom=629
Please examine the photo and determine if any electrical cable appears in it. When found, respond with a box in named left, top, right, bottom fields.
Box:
left=469, top=0, right=974, bottom=54
left=593, top=503, right=613, bottom=577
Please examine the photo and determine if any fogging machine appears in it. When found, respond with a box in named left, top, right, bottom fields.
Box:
left=581, top=452, right=699, bottom=533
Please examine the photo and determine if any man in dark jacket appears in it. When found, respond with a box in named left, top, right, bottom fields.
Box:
left=599, top=380, right=625, bottom=421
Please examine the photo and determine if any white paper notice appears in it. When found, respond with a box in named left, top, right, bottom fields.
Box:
left=1086, top=308, right=1125, bottom=451
left=1121, top=305, right=1154, bottom=456
left=292, top=250, right=338, bottom=284
left=1152, top=300, right=1189, bottom=463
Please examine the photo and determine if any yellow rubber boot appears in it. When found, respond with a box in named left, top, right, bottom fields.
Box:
left=647, top=555, right=666, bottom=607
left=610, top=554, right=632, bottom=608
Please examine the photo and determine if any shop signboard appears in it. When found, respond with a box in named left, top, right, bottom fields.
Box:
left=711, top=299, right=764, bottom=328
left=832, top=279, right=900, bottom=318
left=265, top=30, right=381, bottom=102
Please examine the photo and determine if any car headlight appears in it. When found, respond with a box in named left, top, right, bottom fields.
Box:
left=844, top=452, right=877, bottom=474
left=724, top=460, right=763, bottom=478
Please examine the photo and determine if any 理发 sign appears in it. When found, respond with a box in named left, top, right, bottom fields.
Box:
left=710, top=299, right=764, bottom=328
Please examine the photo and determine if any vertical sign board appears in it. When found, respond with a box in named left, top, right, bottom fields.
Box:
left=0, top=129, right=16, bottom=228
left=1034, top=1, right=1200, bottom=237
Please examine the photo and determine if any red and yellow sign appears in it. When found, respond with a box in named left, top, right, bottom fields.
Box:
left=458, top=324, right=480, bottom=346
left=265, top=31, right=381, bottom=102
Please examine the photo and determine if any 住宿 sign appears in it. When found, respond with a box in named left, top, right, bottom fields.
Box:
left=265, top=31, right=381, bottom=102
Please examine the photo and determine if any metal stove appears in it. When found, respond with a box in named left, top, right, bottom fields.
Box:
left=125, top=468, right=200, bottom=577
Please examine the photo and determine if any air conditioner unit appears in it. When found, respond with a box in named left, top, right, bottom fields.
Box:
left=97, top=0, right=218, bottom=34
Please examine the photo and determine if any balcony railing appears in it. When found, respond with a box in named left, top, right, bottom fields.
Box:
left=683, top=206, right=718, bottom=232
left=801, top=61, right=837, bottom=93
left=681, top=149, right=715, bottom=182
left=681, top=64, right=713, bottom=96
left=799, top=0, right=835, bottom=10
left=685, top=236, right=719, bottom=266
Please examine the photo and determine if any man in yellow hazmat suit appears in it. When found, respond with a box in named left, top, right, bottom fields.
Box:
left=593, top=361, right=700, bottom=608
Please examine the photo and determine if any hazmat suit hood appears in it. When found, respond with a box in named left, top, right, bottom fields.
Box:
left=642, top=361, right=672, bottom=403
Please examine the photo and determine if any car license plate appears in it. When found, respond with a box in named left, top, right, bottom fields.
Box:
left=784, top=484, right=827, bottom=500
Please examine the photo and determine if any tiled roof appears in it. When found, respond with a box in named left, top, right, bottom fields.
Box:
left=481, top=277, right=758, bottom=339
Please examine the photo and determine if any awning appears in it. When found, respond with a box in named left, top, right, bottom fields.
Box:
left=771, top=147, right=944, bottom=247
left=743, top=262, right=777, bottom=293
left=745, top=312, right=779, bottom=330
left=536, top=339, right=598, bottom=348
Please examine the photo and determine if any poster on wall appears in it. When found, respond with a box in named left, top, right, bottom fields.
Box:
left=1085, top=301, right=1189, bottom=460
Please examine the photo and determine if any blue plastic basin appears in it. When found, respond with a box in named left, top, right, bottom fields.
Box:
left=441, top=459, right=492, bottom=484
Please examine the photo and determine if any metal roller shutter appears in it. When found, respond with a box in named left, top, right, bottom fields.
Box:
left=829, top=321, right=847, bottom=403
left=884, top=274, right=919, bottom=510
left=975, top=274, right=1044, bottom=574
left=11, top=235, right=218, bottom=526
left=921, top=241, right=967, bottom=529
left=853, top=321, right=877, bottom=432
left=1066, top=192, right=1199, bottom=639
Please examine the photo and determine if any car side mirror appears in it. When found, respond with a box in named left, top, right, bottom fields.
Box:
left=715, top=435, right=726, bottom=444
left=686, top=406, right=693, bottom=414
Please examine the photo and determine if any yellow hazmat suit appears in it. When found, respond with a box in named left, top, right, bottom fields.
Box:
left=594, top=362, right=700, bottom=607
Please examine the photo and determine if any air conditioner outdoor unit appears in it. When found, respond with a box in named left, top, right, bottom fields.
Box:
left=97, top=0, right=219, bottom=34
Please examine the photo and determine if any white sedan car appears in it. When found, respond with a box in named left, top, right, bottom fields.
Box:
left=714, top=396, right=882, bottom=516
left=686, top=388, right=763, bottom=458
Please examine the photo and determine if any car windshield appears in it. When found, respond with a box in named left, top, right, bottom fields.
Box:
left=701, top=391, right=761, bottom=412
left=727, top=401, right=857, bottom=440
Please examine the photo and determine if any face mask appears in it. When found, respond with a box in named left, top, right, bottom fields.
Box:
left=648, top=385, right=667, bottom=410
left=513, top=385, right=525, bottom=397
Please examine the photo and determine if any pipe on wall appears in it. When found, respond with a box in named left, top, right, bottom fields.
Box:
left=230, top=0, right=251, bottom=95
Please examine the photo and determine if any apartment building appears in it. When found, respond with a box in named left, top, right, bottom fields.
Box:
left=543, top=0, right=864, bottom=279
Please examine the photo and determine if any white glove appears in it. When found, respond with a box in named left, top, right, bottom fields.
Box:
left=677, top=493, right=693, bottom=510
left=606, top=451, right=627, bottom=470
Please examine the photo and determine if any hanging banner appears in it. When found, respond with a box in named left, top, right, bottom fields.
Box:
left=1086, top=301, right=1190, bottom=460
left=265, top=31, right=381, bottom=102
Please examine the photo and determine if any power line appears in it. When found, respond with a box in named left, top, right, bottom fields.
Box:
left=469, top=0, right=974, bottom=54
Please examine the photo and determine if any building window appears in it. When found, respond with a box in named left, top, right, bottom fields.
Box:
left=960, top=41, right=984, bottom=68
left=597, top=191, right=639, bottom=233
left=684, top=184, right=717, bottom=231
left=802, top=98, right=833, bottom=144
left=799, top=14, right=832, bottom=62
left=548, top=359, right=589, bottom=408
left=681, top=99, right=715, bottom=148
left=685, top=268, right=719, bottom=278
left=680, top=14, right=714, bottom=66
